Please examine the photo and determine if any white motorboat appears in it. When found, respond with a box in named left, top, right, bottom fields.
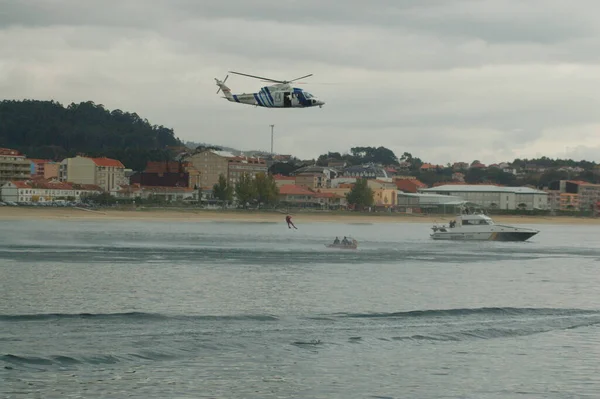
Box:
left=430, top=208, right=539, bottom=241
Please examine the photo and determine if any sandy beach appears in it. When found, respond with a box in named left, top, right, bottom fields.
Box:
left=0, top=206, right=599, bottom=225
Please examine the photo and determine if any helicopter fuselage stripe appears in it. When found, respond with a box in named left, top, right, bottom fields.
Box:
left=263, top=90, right=273, bottom=107
left=233, top=95, right=240, bottom=103
left=253, top=93, right=264, bottom=107
left=262, top=88, right=274, bottom=106
left=263, top=88, right=275, bottom=105
left=259, top=91, right=269, bottom=107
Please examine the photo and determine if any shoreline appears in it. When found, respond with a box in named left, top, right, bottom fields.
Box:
left=0, top=207, right=599, bottom=225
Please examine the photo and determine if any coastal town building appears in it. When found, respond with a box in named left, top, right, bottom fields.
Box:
left=292, top=166, right=338, bottom=190
left=130, top=161, right=201, bottom=188
left=277, top=184, right=316, bottom=206
left=30, top=159, right=60, bottom=180
left=111, top=184, right=197, bottom=202
left=185, top=150, right=267, bottom=189
left=342, top=164, right=389, bottom=179
left=0, top=148, right=31, bottom=186
left=394, top=177, right=427, bottom=193
left=397, top=192, right=468, bottom=213
left=313, top=191, right=346, bottom=208
left=276, top=184, right=347, bottom=209
left=546, top=180, right=600, bottom=212
left=1, top=179, right=103, bottom=202
left=60, top=155, right=127, bottom=192
left=227, top=156, right=268, bottom=185
left=186, top=150, right=231, bottom=189
left=273, top=174, right=296, bottom=188
left=330, top=177, right=357, bottom=188
left=419, top=184, right=548, bottom=210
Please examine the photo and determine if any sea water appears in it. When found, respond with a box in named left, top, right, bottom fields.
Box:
left=1, top=219, right=600, bottom=398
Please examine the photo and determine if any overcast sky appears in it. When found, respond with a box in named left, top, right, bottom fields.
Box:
left=2, top=0, right=600, bottom=164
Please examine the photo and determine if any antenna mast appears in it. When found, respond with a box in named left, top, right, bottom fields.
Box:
left=270, top=124, right=275, bottom=154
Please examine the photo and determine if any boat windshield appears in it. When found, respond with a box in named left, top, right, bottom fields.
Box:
left=462, top=219, right=491, bottom=225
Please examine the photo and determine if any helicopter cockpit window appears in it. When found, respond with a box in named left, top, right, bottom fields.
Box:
left=304, top=92, right=313, bottom=99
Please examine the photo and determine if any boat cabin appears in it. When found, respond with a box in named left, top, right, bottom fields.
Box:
left=457, top=214, right=494, bottom=226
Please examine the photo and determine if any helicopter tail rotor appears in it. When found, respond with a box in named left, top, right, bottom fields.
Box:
left=215, top=74, right=229, bottom=94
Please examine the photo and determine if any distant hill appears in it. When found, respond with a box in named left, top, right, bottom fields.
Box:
left=0, top=100, right=182, bottom=171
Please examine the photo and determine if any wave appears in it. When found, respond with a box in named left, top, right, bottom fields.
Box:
left=390, top=319, right=600, bottom=342
left=1, top=352, right=172, bottom=367
left=332, top=307, right=600, bottom=319
left=3, top=307, right=598, bottom=323
left=0, top=312, right=279, bottom=322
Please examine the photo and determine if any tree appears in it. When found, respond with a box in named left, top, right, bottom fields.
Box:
left=345, top=178, right=374, bottom=210
left=269, top=162, right=299, bottom=176
left=400, top=152, right=423, bottom=171
left=485, top=169, right=517, bottom=186
left=316, top=151, right=342, bottom=166
left=538, top=170, right=570, bottom=188
left=464, top=168, right=487, bottom=184
left=0, top=99, right=182, bottom=171
left=212, top=174, right=233, bottom=205
left=400, top=152, right=413, bottom=162
left=234, top=173, right=257, bottom=207
left=349, top=146, right=399, bottom=165
left=254, top=172, right=279, bottom=205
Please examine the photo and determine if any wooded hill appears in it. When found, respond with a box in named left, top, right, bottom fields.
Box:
left=0, top=100, right=181, bottom=171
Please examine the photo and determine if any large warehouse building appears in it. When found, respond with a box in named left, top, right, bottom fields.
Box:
left=418, top=184, right=548, bottom=210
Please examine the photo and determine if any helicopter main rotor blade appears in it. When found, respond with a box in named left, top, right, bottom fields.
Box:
left=229, top=71, right=284, bottom=84
left=288, top=74, right=313, bottom=82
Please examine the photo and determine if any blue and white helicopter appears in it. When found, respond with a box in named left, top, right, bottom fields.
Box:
left=215, top=71, right=325, bottom=109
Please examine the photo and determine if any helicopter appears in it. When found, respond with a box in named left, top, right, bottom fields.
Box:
left=215, top=71, right=325, bottom=109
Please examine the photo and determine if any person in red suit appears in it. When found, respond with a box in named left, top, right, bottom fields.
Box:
left=285, top=215, right=297, bottom=229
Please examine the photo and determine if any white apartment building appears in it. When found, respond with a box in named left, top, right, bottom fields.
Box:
left=419, top=184, right=548, bottom=210
left=0, top=148, right=31, bottom=185
left=1, top=180, right=103, bottom=202
left=60, top=156, right=128, bottom=191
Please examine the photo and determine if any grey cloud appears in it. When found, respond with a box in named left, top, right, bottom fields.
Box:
left=2, top=0, right=600, bottom=164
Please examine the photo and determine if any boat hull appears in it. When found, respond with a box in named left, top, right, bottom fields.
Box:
left=431, top=230, right=538, bottom=241
left=325, top=244, right=358, bottom=249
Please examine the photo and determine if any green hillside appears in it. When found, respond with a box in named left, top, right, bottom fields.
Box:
left=0, top=100, right=182, bottom=171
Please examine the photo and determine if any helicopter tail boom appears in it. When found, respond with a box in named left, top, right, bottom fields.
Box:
left=215, top=76, right=234, bottom=101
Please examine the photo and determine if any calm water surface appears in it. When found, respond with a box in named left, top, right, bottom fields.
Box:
left=1, top=219, right=600, bottom=398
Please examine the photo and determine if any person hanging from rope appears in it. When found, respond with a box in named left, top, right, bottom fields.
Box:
left=285, top=214, right=297, bottom=229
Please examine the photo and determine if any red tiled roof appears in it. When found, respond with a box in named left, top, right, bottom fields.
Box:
left=8, top=179, right=103, bottom=191
left=90, top=157, right=125, bottom=168
left=395, top=178, right=427, bottom=187
left=11, top=181, right=30, bottom=188
left=73, top=184, right=103, bottom=191
left=567, top=180, right=593, bottom=185
left=278, top=185, right=315, bottom=196
left=29, top=159, right=53, bottom=164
